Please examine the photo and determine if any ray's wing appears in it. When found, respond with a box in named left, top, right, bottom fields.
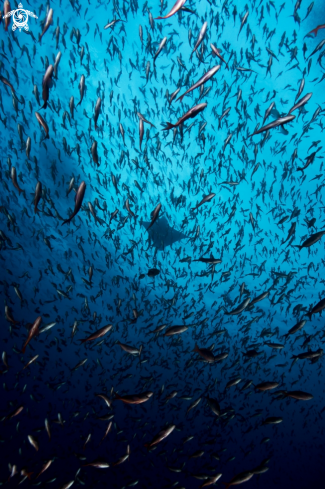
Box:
left=141, top=218, right=187, bottom=249
left=3, top=10, right=15, bottom=18
left=26, top=10, right=38, bottom=18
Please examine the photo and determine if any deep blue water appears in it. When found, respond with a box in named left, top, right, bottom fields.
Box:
left=1, top=0, right=325, bottom=487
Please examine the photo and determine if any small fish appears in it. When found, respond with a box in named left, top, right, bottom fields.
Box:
left=35, top=111, right=50, bottom=140
left=249, top=115, right=295, bottom=137
left=191, top=193, right=216, bottom=210
left=79, top=325, right=112, bottom=344
left=41, top=65, right=54, bottom=109
left=115, top=391, right=153, bottom=404
left=163, top=103, right=207, bottom=131
left=153, top=37, right=167, bottom=65
left=39, top=8, right=53, bottom=42
left=11, top=167, right=23, bottom=195
left=155, top=0, right=187, bottom=20
left=62, top=181, right=86, bottom=225
left=76, top=75, right=85, bottom=107
left=22, top=316, right=42, bottom=354
left=147, top=203, right=162, bottom=230
left=177, top=66, right=220, bottom=103
left=144, top=424, right=176, bottom=449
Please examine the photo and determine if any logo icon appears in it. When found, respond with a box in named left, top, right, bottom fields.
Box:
left=3, top=3, right=38, bottom=32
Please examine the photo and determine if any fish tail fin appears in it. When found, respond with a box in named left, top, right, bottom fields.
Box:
left=163, top=122, right=175, bottom=131
left=293, top=245, right=302, bottom=250
left=306, top=311, right=312, bottom=321
left=18, top=188, right=24, bottom=195
left=193, top=343, right=199, bottom=353
left=21, top=346, right=26, bottom=354
left=76, top=100, right=81, bottom=107
left=115, top=392, right=123, bottom=401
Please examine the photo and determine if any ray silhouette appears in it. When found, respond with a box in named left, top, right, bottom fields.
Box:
left=141, top=216, right=188, bottom=250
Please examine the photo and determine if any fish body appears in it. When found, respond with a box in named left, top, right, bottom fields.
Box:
left=80, top=324, right=112, bottom=344
left=76, top=75, right=85, bottom=107
left=288, top=93, right=312, bottom=114
left=206, top=396, right=221, bottom=416
left=147, top=203, right=162, bottom=230
left=41, top=65, right=54, bottom=109
left=115, top=391, right=153, bottom=404
left=285, top=390, right=313, bottom=401
left=210, top=44, right=229, bottom=68
left=34, top=181, right=42, bottom=214
left=250, top=115, right=295, bottom=137
left=225, top=298, right=251, bottom=315
left=164, top=325, right=188, bottom=336
left=192, top=193, right=216, bottom=210
left=91, top=141, right=99, bottom=166
left=295, top=231, right=325, bottom=250
left=190, top=21, right=207, bottom=58
left=144, top=424, right=176, bottom=449
left=22, top=316, right=42, bottom=353
left=0, top=75, right=15, bottom=93
left=307, top=298, right=325, bottom=320
left=193, top=257, right=221, bottom=264
left=284, top=320, right=306, bottom=338
left=118, top=342, right=142, bottom=356
left=238, top=11, right=249, bottom=39
left=255, top=381, right=279, bottom=391
left=11, top=167, right=23, bottom=195
left=39, top=8, right=53, bottom=42
left=163, top=103, right=207, bottom=131
left=35, top=111, right=50, bottom=139
left=94, top=97, right=101, bottom=129
left=62, top=181, right=86, bottom=225
left=4, top=0, right=11, bottom=31
left=177, top=66, right=220, bottom=103
left=153, top=37, right=167, bottom=64
left=193, top=344, right=215, bottom=363
left=155, top=0, right=187, bottom=19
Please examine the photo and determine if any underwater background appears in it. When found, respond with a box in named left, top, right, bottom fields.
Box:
left=1, top=0, right=325, bottom=487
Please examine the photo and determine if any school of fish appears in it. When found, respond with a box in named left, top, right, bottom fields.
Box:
left=0, top=0, right=325, bottom=487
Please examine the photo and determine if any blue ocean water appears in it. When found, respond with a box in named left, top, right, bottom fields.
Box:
left=1, top=0, right=325, bottom=487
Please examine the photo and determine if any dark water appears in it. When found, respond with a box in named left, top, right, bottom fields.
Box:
left=1, top=0, right=325, bottom=487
